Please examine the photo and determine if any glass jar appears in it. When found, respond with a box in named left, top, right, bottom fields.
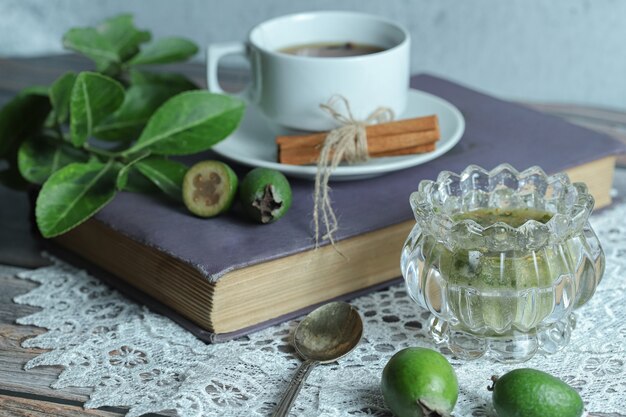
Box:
left=400, top=164, right=605, bottom=362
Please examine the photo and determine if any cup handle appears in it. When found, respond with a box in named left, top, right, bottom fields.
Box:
left=206, top=42, right=252, bottom=101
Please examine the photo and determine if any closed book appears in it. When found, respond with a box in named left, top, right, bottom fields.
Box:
left=52, top=74, right=626, bottom=342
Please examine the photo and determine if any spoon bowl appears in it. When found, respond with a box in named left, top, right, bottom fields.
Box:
left=294, top=301, right=363, bottom=362
left=272, top=301, right=363, bottom=417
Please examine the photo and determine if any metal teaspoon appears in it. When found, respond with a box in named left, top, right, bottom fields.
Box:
left=271, top=301, right=364, bottom=417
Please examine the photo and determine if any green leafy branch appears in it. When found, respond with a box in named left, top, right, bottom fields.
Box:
left=0, top=14, right=244, bottom=238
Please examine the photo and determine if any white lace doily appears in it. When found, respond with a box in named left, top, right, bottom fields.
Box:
left=8, top=203, right=626, bottom=416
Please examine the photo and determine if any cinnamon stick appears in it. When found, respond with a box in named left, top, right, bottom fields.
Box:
left=277, top=129, right=439, bottom=155
left=276, top=114, right=441, bottom=165
left=279, top=142, right=437, bottom=166
left=276, top=114, right=439, bottom=150
left=277, top=129, right=440, bottom=165
left=277, top=131, right=439, bottom=164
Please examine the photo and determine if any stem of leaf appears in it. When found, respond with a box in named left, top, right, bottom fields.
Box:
left=83, top=144, right=120, bottom=159
left=126, top=150, right=151, bottom=165
left=120, top=147, right=146, bottom=159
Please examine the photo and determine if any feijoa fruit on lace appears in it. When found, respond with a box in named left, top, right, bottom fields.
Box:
left=381, top=347, right=458, bottom=417
left=489, top=368, right=583, bottom=417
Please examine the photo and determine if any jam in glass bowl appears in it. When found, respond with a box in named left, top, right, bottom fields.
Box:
left=400, top=164, right=605, bottom=362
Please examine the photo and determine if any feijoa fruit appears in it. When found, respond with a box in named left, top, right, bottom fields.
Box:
left=381, top=347, right=458, bottom=417
left=489, top=368, right=583, bottom=417
left=239, top=167, right=292, bottom=223
left=182, top=160, right=238, bottom=217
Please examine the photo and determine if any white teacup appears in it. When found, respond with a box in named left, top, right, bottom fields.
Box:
left=207, top=11, right=410, bottom=131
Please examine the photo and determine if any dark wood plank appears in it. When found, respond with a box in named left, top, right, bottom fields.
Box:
left=0, top=395, right=119, bottom=417
left=0, top=56, right=91, bottom=92
left=0, top=54, right=248, bottom=95
left=0, top=271, right=94, bottom=403
left=0, top=325, right=94, bottom=404
left=0, top=187, right=50, bottom=269
left=0, top=274, right=40, bottom=321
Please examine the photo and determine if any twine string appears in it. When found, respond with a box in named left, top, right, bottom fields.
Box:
left=313, top=95, right=394, bottom=249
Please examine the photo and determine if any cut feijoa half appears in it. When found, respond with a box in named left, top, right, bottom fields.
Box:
left=240, top=167, right=292, bottom=224
left=182, top=160, right=238, bottom=218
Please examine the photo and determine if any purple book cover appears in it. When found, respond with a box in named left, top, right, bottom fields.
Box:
left=67, top=74, right=626, bottom=342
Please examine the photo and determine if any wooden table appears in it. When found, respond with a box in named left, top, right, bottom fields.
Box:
left=1, top=56, right=625, bottom=417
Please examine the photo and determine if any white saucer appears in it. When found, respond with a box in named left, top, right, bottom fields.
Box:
left=212, top=89, right=465, bottom=181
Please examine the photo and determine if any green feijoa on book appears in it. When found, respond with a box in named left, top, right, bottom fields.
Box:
left=182, top=160, right=238, bottom=218
left=240, top=167, right=292, bottom=224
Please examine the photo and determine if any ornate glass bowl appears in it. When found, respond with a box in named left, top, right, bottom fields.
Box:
left=400, top=164, right=605, bottom=362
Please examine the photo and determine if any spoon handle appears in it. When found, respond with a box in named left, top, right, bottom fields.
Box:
left=272, top=359, right=318, bottom=417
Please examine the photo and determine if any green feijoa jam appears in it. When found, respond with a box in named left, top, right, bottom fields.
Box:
left=423, top=208, right=565, bottom=334
left=453, top=207, right=553, bottom=228
left=434, top=208, right=558, bottom=292
left=182, top=160, right=238, bottom=218
left=490, top=368, right=584, bottom=417
left=240, top=168, right=292, bottom=224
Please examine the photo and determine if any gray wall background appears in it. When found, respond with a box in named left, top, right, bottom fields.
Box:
left=1, top=0, right=625, bottom=109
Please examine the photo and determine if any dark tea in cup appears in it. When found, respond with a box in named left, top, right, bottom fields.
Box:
left=279, top=42, right=385, bottom=57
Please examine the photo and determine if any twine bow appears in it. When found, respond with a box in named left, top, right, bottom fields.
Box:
left=313, top=95, right=394, bottom=250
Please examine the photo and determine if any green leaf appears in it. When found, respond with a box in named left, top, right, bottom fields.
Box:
left=63, top=27, right=121, bottom=73
left=128, top=37, right=198, bottom=66
left=35, top=161, right=119, bottom=238
left=49, top=72, right=77, bottom=124
left=70, top=72, right=125, bottom=147
left=129, top=69, right=198, bottom=90
left=135, top=156, right=187, bottom=201
left=94, top=83, right=194, bottom=141
left=18, top=135, right=89, bottom=184
left=126, top=91, right=245, bottom=156
left=0, top=88, right=51, bottom=158
left=96, top=14, right=151, bottom=61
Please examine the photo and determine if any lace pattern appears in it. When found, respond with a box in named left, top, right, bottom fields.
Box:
left=8, top=203, right=626, bottom=416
